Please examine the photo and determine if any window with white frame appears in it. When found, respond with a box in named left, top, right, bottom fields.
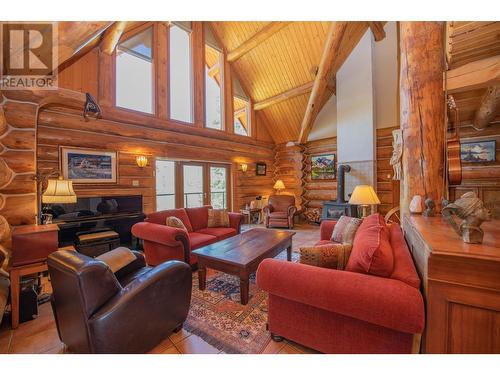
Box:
left=116, top=27, right=154, bottom=114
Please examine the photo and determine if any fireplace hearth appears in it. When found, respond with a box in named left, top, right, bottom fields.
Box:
left=321, top=164, right=358, bottom=220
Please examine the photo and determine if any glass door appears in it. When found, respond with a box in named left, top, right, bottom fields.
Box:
left=182, top=163, right=206, bottom=208
left=155, top=159, right=230, bottom=210
left=209, top=165, right=229, bottom=209
left=156, top=160, right=176, bottom=210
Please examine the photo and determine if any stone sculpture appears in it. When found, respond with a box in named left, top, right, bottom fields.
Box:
left=409, top=195, right=423, bottom=214
left=441, top=192, right=491, bottom=244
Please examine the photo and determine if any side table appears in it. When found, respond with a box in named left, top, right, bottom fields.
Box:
left=9, top=223, right=59, bottom=329
left=240, top=208, right=262, bottom=225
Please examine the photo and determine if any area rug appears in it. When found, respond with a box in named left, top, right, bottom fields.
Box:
left=184, top=251, right=298, bottom=354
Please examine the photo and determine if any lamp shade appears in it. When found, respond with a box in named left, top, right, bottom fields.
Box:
left=273, top=180, right=285, bottom=190
left=42, top=178, right=77, bottom=204
left=136, top=155, right=148, bottom=168
left=348, top=185, right=381, bottom=205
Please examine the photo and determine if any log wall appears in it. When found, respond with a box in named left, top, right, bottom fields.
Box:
left=302, top=138, right=337, bottom=210
left=376, top=127, right=400, bottom=215
left=272, top=135, right=397, bottom=217
left=449, top=123, right=500, bottom=219
left=0, top=88, right=275, bottom=233
left=273, top=143, right=306, bottom=211
left=0, top=96, right=37, bottom=227
left=36, top=108, right=275, bottom=214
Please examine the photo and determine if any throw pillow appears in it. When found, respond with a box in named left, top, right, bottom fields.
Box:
left=96, top=247, right=137, bottom=273
left=345, top=213, right=394, bottom=277
left=207, top=209, right=230, bottom=228
left=299, top=243, right=353, bottom=270
left=166, top=216, right=188, bottom=232
left=331, top=215, right=363, bottom=244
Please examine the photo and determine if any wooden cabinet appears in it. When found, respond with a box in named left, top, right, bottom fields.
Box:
left=403, top=215, right=500, bottom=353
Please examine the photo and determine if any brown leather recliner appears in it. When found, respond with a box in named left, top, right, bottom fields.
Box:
left=263, top=195, right=297, bottom=229
left=47, top=250, right=192, bottom=353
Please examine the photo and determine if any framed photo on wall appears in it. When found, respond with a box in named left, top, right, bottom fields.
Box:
left=311, top=153, right=336, bottom=180
left=256, top=162, right=267, bottom=176
left=60, top=147, right=118, bottom=184
left=460, top=140, right=496, bottom=163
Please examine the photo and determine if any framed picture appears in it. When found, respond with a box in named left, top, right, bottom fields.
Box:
left=61, top=147, right=118, bottom=184
left=256, top=162, right=267, bottom=176
left=311, top=153, right=336, bottom=180
left=460, top=140, right=496, bottom=163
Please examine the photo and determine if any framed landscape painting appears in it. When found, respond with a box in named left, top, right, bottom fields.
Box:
left=460, top=141, right=496, bottom=163
left=61, top=147, right=118, bottom=183
left=311, top=154, right=336, bottom=180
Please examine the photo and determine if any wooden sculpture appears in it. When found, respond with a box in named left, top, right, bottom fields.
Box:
left=442, top=192, right=491, bottom=244
left=390, top=129, right=403, bottom=180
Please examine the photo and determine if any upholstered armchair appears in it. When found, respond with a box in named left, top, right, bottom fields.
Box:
left=263, top=195, right=297, bottom=229
left=48, top=250, right=192, bottom=353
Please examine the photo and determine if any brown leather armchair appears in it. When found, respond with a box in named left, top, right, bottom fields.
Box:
left=263, top=195, right=297, bottom=229
left=48, top=250, right=192, bottom=353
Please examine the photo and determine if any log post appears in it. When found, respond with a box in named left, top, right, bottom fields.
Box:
left=400, top=22, right=446, bottom=215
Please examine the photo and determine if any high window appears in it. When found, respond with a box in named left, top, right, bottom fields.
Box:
left=204, top=24, right=224, bottom=130
left=233, top=98, right=249, bottom=136
left=233, top=74, right=250, bottom=136
left=169, top=22, right=193, bottom=123
left=116, top=27, right=154, bottom=114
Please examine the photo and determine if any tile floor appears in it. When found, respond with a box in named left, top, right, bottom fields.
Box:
left=0, top=223, right=321, bottom=354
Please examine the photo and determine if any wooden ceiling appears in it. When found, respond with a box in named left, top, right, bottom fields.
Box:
left=447, top=22, right=500, bottom=128
left=210, top=21, right=369, bottom=144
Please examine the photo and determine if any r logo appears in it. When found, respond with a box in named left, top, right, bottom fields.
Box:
left=1, top=22, right=57, bottom=89
left=2, top=23, right=53, bottom=75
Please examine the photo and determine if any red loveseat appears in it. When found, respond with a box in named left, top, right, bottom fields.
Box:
left=132, top=206, right=243, bottom=266
left=257, top=216, right=425, bottom=354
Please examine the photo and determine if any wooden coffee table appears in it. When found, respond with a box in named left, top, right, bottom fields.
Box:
left=192, top=228, right=295, bottom=305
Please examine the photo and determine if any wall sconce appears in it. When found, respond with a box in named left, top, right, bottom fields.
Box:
left=136, top=155, right=148, bottom=168
left=241, top=163, right=248, bottom=173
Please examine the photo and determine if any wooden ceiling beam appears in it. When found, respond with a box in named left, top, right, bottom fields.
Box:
left=447, top=55, right=500, bottom=93
left=100, top=21, right=128, bottom=55
left=254, top=77, right=336, bottom=112
left=298, top=22, right=348, bottom=144
left=473, top=86, right=500, bottom=130
left=254, top=81, right=313, bottom=111
left=227, top=22, right=291, bottom=62
left=57, top=22, right=113, bottom=67
left=367, top=22, right=386, bottom=42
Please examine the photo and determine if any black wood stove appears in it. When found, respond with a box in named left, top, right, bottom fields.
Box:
left=321, top=164, right=358, bottom=220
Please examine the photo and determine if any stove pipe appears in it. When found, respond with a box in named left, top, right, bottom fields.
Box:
left=336, top=164, right=351, bottom=203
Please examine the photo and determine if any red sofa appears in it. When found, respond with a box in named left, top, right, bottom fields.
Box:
left=257, top=217, right=425, bottom=354
left=132, top=206, right=243, bottom=266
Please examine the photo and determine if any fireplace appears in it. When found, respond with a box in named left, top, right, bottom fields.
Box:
left=321, top=164, right=358, bottom=220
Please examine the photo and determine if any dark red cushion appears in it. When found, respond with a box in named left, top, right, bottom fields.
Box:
left=388, top=224, right=421, bottom=289
left=185, top=206, right=210, bottom=231
left=188, top=232, right=217, bottom=249
left=146, top=208, right=193, bottom=232
left=345, top=213, right=394, bottom=278
left=197, top=227, right=236, bottom=241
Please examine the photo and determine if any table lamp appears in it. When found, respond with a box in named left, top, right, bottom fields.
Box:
left=273, top=180, right=285, bottom=195
left=41, top=177, right=77, bottom=223
left=348, top=185, right=380, bottom=218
